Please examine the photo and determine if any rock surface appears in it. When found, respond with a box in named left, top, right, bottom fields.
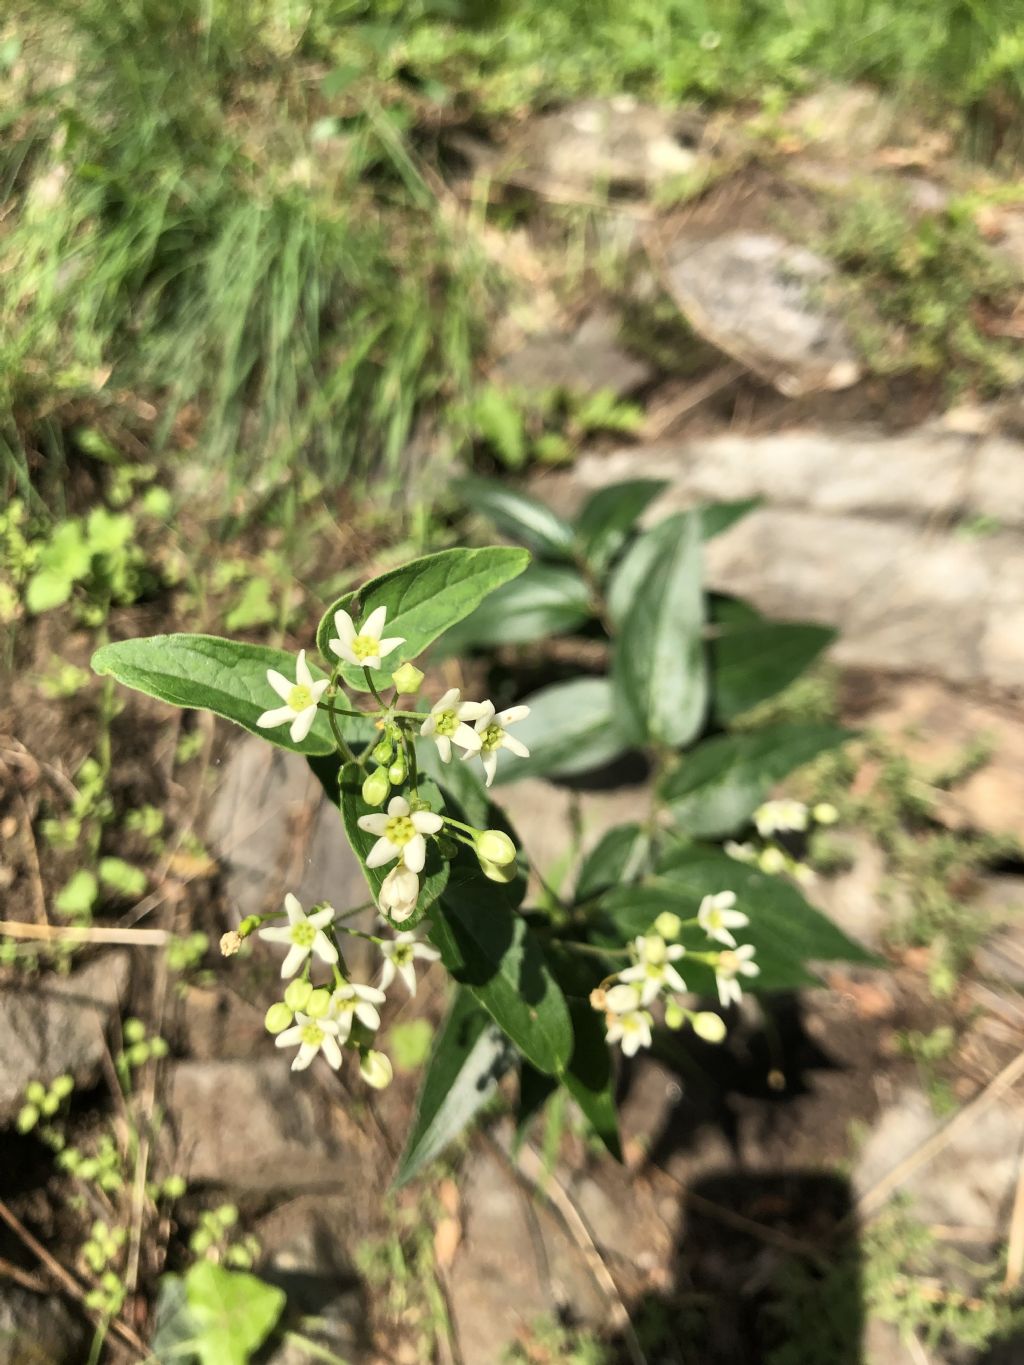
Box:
left=0, top=951, right=130, bottom=1122
left=494, top=309, right=652, bottom=398
left=0, top=1285, right=87, bottom=1365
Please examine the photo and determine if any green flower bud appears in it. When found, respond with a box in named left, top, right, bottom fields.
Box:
left=813, top=802, right=839, bottom=826
left=391, top=662, right=424, bottom=695
left=149, top=1036, right=169, bottom=1059
left=362, top=766, right=391, bottom=807
left=265, top=1002, right=294, bottom=1035
left=360, top=1050, right=394, bottom=1090
left=16, top=1104, right=39, bottom=1134
left=475, top=829, right=516, bottom=866
left=653, top=912, right=682, bottom=940
left=372, top=737, right=394, bottom=765
left=305, top=988, right=332, bottom=1019
left=190, top=1229, right=212, bottom=1256
left=479, top=856, right=517, bottom=884
left=40, top=1094, right=59, bottom=1117
left=51, top=1074, right=74, bottom=1100
left=284, top=978, right=313, bottom=1011
left=692, top=1012, right=727, bottom=1044
left=123, top=1018, right=146, bottom=1044
left=162, top=1174, right=187, bottom=1200
left=127, top=1042, right=151, bottom=1067
left=25, top=1081, right=46, bottom=1106
left=388, top=755, right=407, bottom=785
left=759, top=846, right=787, bottom=875
left=238, top=914, right=262, bottom=938
left=664, top=1000, right=686, bottom=1030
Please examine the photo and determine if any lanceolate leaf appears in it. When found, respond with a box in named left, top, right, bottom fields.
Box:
left=660, top=724, right=853, bottom=839
left=576, top=478, right=667, bottom=573
left=574, top=823, right=651, bottom=901
left=91, top=635, right=344, bottom=756
left=562, top=1001, right=621, bottom=1160
left=458, top=476, right=576, bottom=560
left=316, top=546, right=530, bottom=690
left=611, top=511, right=708, bottom=747
left=434, top=563, right=592, bottom=654
left=396, top=988, right=513, bottom=1186
left=712, top=621, right=836, bottom=722
left=700, top=497, right=761, bottom=540
left=491, top=676, right=630, bottom=785
left=429, top=896, right=573, bottom=1076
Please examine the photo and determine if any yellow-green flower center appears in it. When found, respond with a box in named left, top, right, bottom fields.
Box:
left=300, top=1022, right=325, bottom=1046
left=393, top=944, right=414, bottom=966
left=288, top=683, right=313, bottom=711
left=642, top=935, right=667, bottom=965
left=352, top=633, right=379, bottom=661
left=434, top=710, right=458, bottom=737
left=644, top=962, right=666, bottom=980
left=385, top=815, right=415, bottom=846
left=480, top=722, right=504, bottom=753
left=290, top=921, right=316, bottom=948
left=622, top=1013, right=644, bottom=1033
left=718, top=950, right=738, bottom=976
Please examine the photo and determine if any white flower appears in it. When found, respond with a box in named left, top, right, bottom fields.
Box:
left=603, top=984, right=653, bottom=1057
left=616, top=934, right=686, bottom=1006
left=754, top=799, right=808, bottom=838
left=275, top=1012, right=343, bottom=1071
left=379, top=931, right=440, bottom=997
left=420, top=688, right=484, bottom=763
left=463, top=700, right=530, bottom=788
left=360, top=1050, right=393, bottom=1089
left=258, top=894, right=338, bottom=978
left=697, top=891, right=749, bottom=948
left=256, top=650, right=329, bottom=744
left=358, top=795, right=444, bottom=873
left=378, top=865, right=420, bottom=922
left=759, top=846, right=788, bottom=875
left=330, top=981, right=387, bottom=1042
left=329, top=605, right=405, bottom=671
left=714, top=943, right=760, bottom=1008
left=724, top=840, right=757, bottom=864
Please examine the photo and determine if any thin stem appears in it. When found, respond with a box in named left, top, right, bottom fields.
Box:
left=316, top=701, right=367, bottom=719
left=555, top=940, right=630, bottom=958
left=362, top=666, right=389, bottom=709
left=327, top=692, right=359, bottom=766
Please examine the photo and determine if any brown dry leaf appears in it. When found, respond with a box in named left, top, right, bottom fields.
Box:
left=438, top=1177, right=460, bottom=1218
left=433, top=1215, right=461, bottom=1269
left=825, top=970, right=895, bottom=1020
left=163, top=850, right=217, bottom=879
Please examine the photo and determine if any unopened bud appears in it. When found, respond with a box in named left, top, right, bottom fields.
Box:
left=664, top=999, right=686, bottom=1030
left=372, top=737, right=394, bottom=765
left=362, top=767, right=390, bottom=807
left=813, top=802, right=839, bottom=826
left=479, top=856, right=517, bottom=884
left=238, top=915, right=261, bottom=938
left=264, top=1003, right=293, bottom=1035
left=475, top=829, right=516, bottom=866
left=220, top=931, right=242, bottom=957
left=284, top=979, right=313, bottom=1012
left=654, top=912, right=682, bottom=940
left=391, top=662, right=424, bottom=695
left=692, top=1011, right=727, bottom=1044
left=759, top=846, right=787, bottom=875
left=305, top=988, right=332, bottom=1019
left=388, top=755, right=407, bottom=785
left=589, top=987, right=608, bottom=1012
left=360, top=1050, right=393, bottom=1090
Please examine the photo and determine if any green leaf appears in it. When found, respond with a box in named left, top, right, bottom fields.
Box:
left=611, top=511, right=707, bottom=747
left=224, top=577, right=277, bottom=633
left=575, top=823, right=651, bottom=901
left=336, top=762, right=449, bottom=929
left=430, top=896, right=573, bottom=1076
left=91, top=635, right=340, bottom=756
left=98, top=857, right=147, bottom=898
left=315, top=546, right=530, bottom=690
left=183, top=1261, right=285, bottom=1365
left=576, top=479, right=667, bottom=573
left=434, top=563, right=592, bottom=654
left=458, top=475, right=575, bottom=560
left=516, top=1063, right=558, bottom=1144
left=55, top=870, right=98, bottom=917
left=491, top=677, right=629, bottom=785
left=25, top=567, right=75, bottom=614
left=562, top=1001, right=621, bottom=1161
left=712, top=621, right=836, bottom=722
left=396, top=988, right=512, bottom=1185
left=471, top=386, right=528, bottom=468
left=700, top=497, right=761, bottom=540
left=660, top=724, right=853, bottom=839
left=389, top=1018, right=435, bottom=1071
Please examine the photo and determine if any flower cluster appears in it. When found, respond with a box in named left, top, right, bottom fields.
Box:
left=726, top=798, right=839, bottom=884
left=593, top=892, right=761, bottom=1057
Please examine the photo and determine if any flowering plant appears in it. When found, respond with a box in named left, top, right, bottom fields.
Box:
left=93, top=518, right=872, bottom=1180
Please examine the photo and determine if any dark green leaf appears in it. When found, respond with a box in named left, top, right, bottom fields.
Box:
left=660, top=724, right=853, bottom=838
left=396, top=988, right=512, bottom=1185
left=458, top=475, right=575, bottom=560
left=516, top=1063, right=558, bottom=1145
left=611, top=511, right=707, bottom=747
left=316, top=546, right=530, bottom=691
left=491, top=677, right=629, bottom=785
left=576, top=479, right=667, bottom=573
left=713, top=621, right=836, bottom=722
left=92, top=635, right=344, bottom=756
left=575, top=823, right=651, bottom=901
left=563, top=1001, right=621, bottom=1161
left=434, top=563, right=592, bottom=654
left=700, top=498, right=761, bottom=539
left=430, top=896, right=573, bottom=1075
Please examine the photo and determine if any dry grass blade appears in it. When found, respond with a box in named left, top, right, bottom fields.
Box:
left=0, top=921, right=169, bottom=946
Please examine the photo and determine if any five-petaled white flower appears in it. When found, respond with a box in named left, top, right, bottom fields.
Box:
left=329, top=605, right=405, bottom=671
left=603, top=983, right=654, bottom=1057
left=420, top=688, right=484, bottom=763
left=617, top=934, right=687, bottom=1006
left=358, top=795, right=444, bottom=873
left=275, top=1012, right=343, bottom=1071
left=378, top=865, right=420, bottom=922
left=697, top=891, right=749, bottom=948
left=464, top=700, right=530, bottom=788
left=258, top=894, right=338, bottom=978
left=379, top=932, right=441, bottom=997
left=330, top=981, right=387, bottom=1042
left=714, top=943, right=760, bottom=1008
left=257, top=650, right=329, bottom=744
left=754, top=799, right=808, bottom=838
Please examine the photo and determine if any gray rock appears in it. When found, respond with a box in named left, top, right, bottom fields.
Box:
left=811, top=835, right=890, bottom=952
left=0, top=1285, right=87, bottom=1365
left=494, top=308, right=652, bottom=399
left=663, top=231, right=862, bottom=395
left=969, top=436, right=1024, bottom=530
left=0, top=952, right=130, bottom=1123
left=783, top=84, right=902, bottom=157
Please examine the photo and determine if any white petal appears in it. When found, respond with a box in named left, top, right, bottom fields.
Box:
left=713, top=927, right=737, bottom=949
left=398, top=961, right=418, bottom=996
left=285, top=893, right=305, bottom=923
left=363, top=605, right=388, bottom=640
left=281, top=943, right=309, bottom=978
left=606, top=1021, right=624, bottom=1045
left=267, top=669, right=294, bottom=702
left=258, top=926, right=293, bottom=944
left=412, top=943, right=440, bottom=963
left=360, top=652, right=382, bottom=670
left=310, top=679, right=330, bottom=702
left=358, top=813, right=391, bottom=836
left=355, top=984, right=386, bottom=1003
left=387, top=795, right=411, bottom=817
left=292, top=1042, right=318, bottom=1071
left=501, top=735, right=530, bottom=759
left=482, top=752, right=498, bottom=788
left=295, top=649, right=313, bottom=688
left=664, top=964, right=687, bottom=994
left=474, top=700, right=496, bottom=731
left=722, top=909, right=749, bottom=929
left=312, top=931, right=339, bottom=966
left=666, top=944, right=686, bottom=961
left=378, top=958, right=396, bottom=992
left=621, top=1031, right=642, bottom=1057
left=617, top=964, right=646, bottom=984
left=355, top=1002, right=381, bottom=1030
left=257, top=706, right=294, bottom=729
left=377, top=637, right=405, bottom=658
left=433, top=688, right=460, bottom=713
left=403, top=833, right=426, bottom=873
left=329, top=638, right=358, bottom=666
left=497, top=705, right=529, bottom=726
left=458, top=700, right=488, bottom=721
left=275, top=1026, right=304, bottom=1048
left=435, top=734, right=452, bottom=763
left=308, top=907, right=335, bottom=929
left=605, top=984, right=641, bottom=1013
left=366, top=837, right=400, bottom=869
left=321, top=1035, right=343, bottom=1069
left=334, top=1013, right=354, bottom=1045
left=637, top=979, right=661, bottom=1006
left=411, top=810, right=443, bottom=835
left=420, top=715, right=437, bottom=737
left=333, top=610, right=357, bottom=646
left=453, top=723, right=481, bottom=753
left=290, top=707, right=317, bottom=743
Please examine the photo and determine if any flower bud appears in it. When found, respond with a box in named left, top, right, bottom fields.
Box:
left=360, top=1050, right=393, bottom=1090
left=372, top=737, right=394, bottom=765
left=306, top=988, right=332, bottom=1019
left=664, top=999, right=686, bottom=1030
left=238, top=915, right=261, bottom=938
left=479, top=856, right=517, bottom=884
left=475, top=829, right=516, bottom=867
left=362, top=766, right=391, bottom=807
left=813, top=802, right=839, bottom=826
left=759, top=846, right=787, bottom=875
left=391, top=662, right=424, bottom=695
left=220, top=931, right=243, bottom=957
left=589, top=987, right=607, bottom=1012
left=388, top=755, right=407, bottom=785
left=284, top=979, right=313, bottom=1012
left=264, top=1003, right=293, bottom=1035
left=654, top=912, right=682, bottom=940
left=379, top=865, right=419, bottom=923
left=692, top=1011, right=727, bottom=1044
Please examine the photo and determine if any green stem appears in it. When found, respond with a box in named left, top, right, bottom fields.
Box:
left=363, top=666, right=389, bottom=709
left=326, top=692, right=359, bottom=766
